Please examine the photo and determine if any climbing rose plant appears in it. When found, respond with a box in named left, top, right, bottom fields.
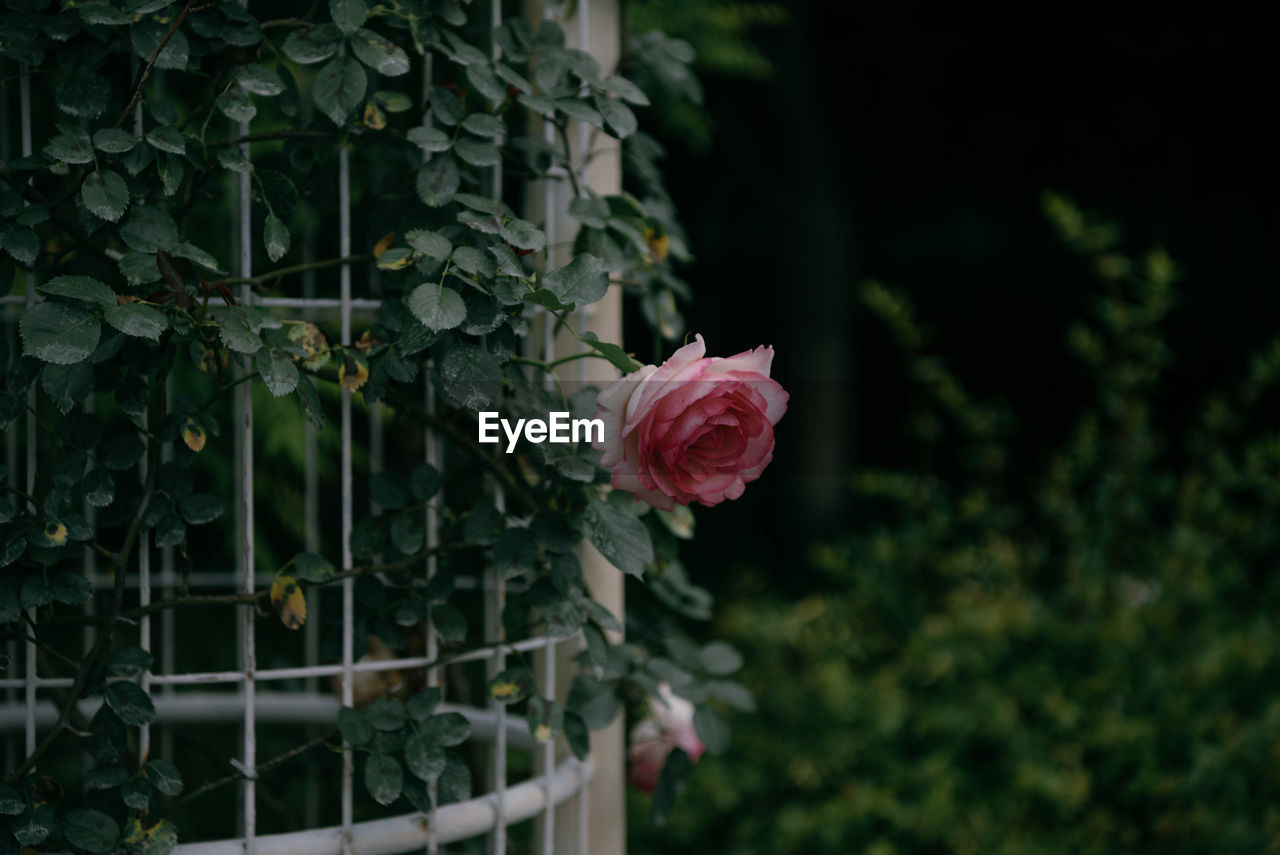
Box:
left=0, top=0, right=768, bottom=848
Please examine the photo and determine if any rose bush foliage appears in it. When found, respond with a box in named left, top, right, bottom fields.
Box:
left=0, top=0, right=760, bottom=848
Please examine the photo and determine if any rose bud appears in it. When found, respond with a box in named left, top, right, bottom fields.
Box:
left=628, top=682, right=706, bottom=795
left=595, top=334, right=788, bottom=509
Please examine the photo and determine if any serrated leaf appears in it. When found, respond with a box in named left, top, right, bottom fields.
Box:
left=603, top=74, right=650, bottom=105
left=339, top=706, right=373, bottom=745
left=1, top=224, right=37, bottom=265
left=81, top=170, right=129, bottom=222
left=454, top=137, right=501, bottom=166
left=487, top=667, right=535, bottom=704
left=44, top=129, right=95, bottom=164
left=57, top=68, right=111, bottom=118
left=416, top=156, right=459, bottom=207
left=143, top=758, right=183, bottom=796
left=407, top=283, right=466, bottom=332
left=219, top=317, right=261, bottom=354
left=21, top=301, right=101, bottom=364
left=264, top=213, right=289, bottom=262
left=132, top=21, right=188, bottom=70
left=314, top=56, right=368, bottom=126
left=594, top=95, right=637, bottom=138
left=120, top=205, right=179, bottom=253
left=499, top=218, right=545, bottom=252
left=40, top=275, right=116, bottom=307
left=544, top=253, right=608, bottom=306
left=282, top=23, right=342, bottom=64
left=92, top=128, right=138, bottom=153
left=104, top=303, right=168, bottom=340
left=351, top=28, right=410, bottom=76
left=238, top=63, right=285, bottom=96
left=578, top=331, right=641, bottom=372
left=564, top=711, right=589, bottom=760
left=109, top=646, right=153, bottom=678
left=422, top=711, right=470, bottom=746
left=583, top=500, right=652, bottom=577
left=145, top=125, right=186, bottom=154
left=216, top=87, right=256, bottom=122
left=175, top=241, right=222, bottom=272
left=365, top=754, right=402, bottom=805
left=440, top=342, right=501, bottom=410
left=556, top=98, right=603, bottom=126
left=256, top=349, right=298, bottom=396
left=178, top=493, right=224, bottom=525
left=406, top=126, right=451, bottom=153
left=461, top=112, right=505, bottom=139
left=330, top=0, right=367, bottom=34
left=64, top=808, right=119, bottom=853
left=405, top=733, right=445, bottom=781
left=106, top=680, right=156, bottom=726
left=366, top=697, right=407, bottom=731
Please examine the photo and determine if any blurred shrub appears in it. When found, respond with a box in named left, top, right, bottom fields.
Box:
left=630, top=196, right=1280, bottom=854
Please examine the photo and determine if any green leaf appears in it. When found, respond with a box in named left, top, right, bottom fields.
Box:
left=40, top=360, right=92, bottom=413
left=466, top=63, right=506, bottom=101
left=693, top=705, right=730, bottom=755
left=416, top=156, right=459, bottom=207
left=651, top=748, right=692, bottom=827
left=256, top=349, right=298, bottom=396
left=119, top=251, right=162, bottom=285
left=64, top=808, right=120, bottom=853
left=238, top=63, right=285, bottom=96
left=339, top=706, right=373, bottom=745
left=77, top=3, right=133, bottom=25
left=499, top=218, right=545, bottom=252
left=330, top=0, right=367, bottom=34
left=291, top=551, right=335, bottom=582
left=57, top=68, right=111, bottom=118
left=351, top=28, right=410, bottom=76
left=460, top=113, right=505, bottom=139
left=132, top=21, right=188, bottom=70
left=122, top=776, right=152, bottom=809
left=454, top=137, right=501, bottom=167
left=1, top=224, right=38, bottom=265
left=578, top=331, right=641, bottom=372
left=594, top=95, right=637, bottom=138
left=143, top=758, right=184, bottom=796
left=568, top=674, right=620, bottom=729
left=219, top=317, right=261, bottom=354
left=179, top=493, right=224, bottom=525
left=40, top=275, right=116, bottom=307
left=406, top=687, right=442, bottom=721
left=364, top=754, right=403, bottom=805
left=120, top=205, right=179, bottom=253
left=440, top=343, right=502, bottom=410
left=109, top=646, right=153, bottom=678
left=145, top=125, right=186, bottom=154
left=175, top=241, right=223, bottom=272
left=438, top=752, right=472, bottom=804
left=367, top=697, right=407, bottom=731
left=583, top=500, right=653, bottom=577
left=314, top=56, right=368, bottom=126
left=556, top=98, right=603, bottom=127
left=544, top=253, right=608, bottom=306
left=44, top=128, right=94, bottom=163
left=92, top=128, right=138, bottom=153
left=81, top=170, right=129, bottom=222
left=21, top=301, right=101, bottom=364
left=405, top=733, right=446, bottom=781
left=217, top=87, right=257, bottom=122
left=422, top=711, right=470, bottom=747
left=106, top=680, right=156, bottom=726
left=282, top=24, right=342, bottom=64
left=603, top=74, right=650, bottom=106
left=406, top=229, right=451, bottom=260
left=564, top=711, right=589, bottom=761
left=406, top=126, right=451, bottom=153
left=487, top=667, right=535, bottom=704
left=104, top=303, right=168, bottom=340
left=0, top=786, right=23, bottom=815
left=264, top=213, right=290, bottom=262
left=407, top=283, right=466, bottom=332
left=699, top=642, right=743, bottom=676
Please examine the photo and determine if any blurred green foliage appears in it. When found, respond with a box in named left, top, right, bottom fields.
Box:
left=630, top=197, right=1280, bottom=853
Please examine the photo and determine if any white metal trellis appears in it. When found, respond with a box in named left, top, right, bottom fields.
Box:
left=0, top=0, right=627, bottom=852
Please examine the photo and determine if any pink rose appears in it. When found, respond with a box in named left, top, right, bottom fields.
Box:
left=628, top=682, right=706, bottom=794
left=595, top=334, right=788, bottom=509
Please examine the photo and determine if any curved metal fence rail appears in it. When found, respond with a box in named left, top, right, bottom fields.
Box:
left=0, top=1, right=625, bottom=852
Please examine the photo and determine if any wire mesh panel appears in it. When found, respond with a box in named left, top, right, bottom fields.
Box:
left=0, top=0, right=628, bottom=852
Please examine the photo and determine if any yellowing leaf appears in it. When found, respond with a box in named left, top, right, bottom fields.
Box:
left=363, top=102, right=387, bottom=130
left=123, top=817, right=178, bottom=855
left=534, top=723, right=552, bottom=742
left=354, top=330, right=379, bottom=353
left=182, top=417, right=207, bottom=453
left=284, top=321, right=330, bottom=371
left=372, top=231, right=396, bottom=259
left=339, top=352, right=369, bottom=392
left=490, top=680, right=522, bottom=702
left=645, top=227, right=669, bottom=262
left=42, top=521, right=68, bottom=547
left=270, top=573, right=306, bottom=630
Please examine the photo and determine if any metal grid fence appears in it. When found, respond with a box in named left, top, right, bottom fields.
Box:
left=1, top=0, right=621, bottom=851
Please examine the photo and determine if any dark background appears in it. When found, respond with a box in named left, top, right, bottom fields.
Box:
left=634, top=17, right=1278, bottom=586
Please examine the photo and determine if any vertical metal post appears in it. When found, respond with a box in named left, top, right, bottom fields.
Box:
left=338, top=71, right=356, bottom=855
left=19, top=62, right=36, bottom=763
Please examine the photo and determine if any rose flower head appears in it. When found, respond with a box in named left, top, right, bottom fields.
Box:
left=628, top=682, right=706, bottom=794
left=595, top=334, right=788, bottom=509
